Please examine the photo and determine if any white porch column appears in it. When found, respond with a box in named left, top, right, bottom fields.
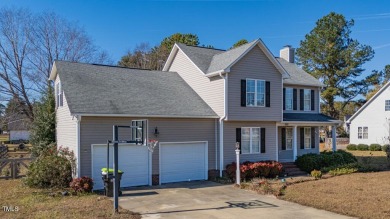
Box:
left=293, top=125, right=298, bottom=161
left=332, top=125, right=337, bottom=152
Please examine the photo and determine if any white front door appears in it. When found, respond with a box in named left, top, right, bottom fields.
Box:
left=159, top=141, right=208, bottom=184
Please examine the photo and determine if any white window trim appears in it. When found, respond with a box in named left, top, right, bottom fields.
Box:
left=304, top=127, right=311, bottom=149
left=285, top=127, right=293, bottom=150
left=358, top=126, right=368, bottom=139
left=241, top=127, right=261, bottom=154
left=56, top=82, right=63, bottom=108
left=303, top=89, right=311, bottom=111
left=246, top=78, right=265, bottom=107
left=385, top=100, right=390, bottom=111
left=285, top=88, right=293, bottom=111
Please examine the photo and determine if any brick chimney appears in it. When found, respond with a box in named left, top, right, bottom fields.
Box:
left=280, top=45, right=295, bottom=63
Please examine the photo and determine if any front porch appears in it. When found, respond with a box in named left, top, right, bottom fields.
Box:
left=277, top=113, right=341, bottom=162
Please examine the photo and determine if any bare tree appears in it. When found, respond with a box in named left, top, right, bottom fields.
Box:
left=0, top=8, right=111, bottom=121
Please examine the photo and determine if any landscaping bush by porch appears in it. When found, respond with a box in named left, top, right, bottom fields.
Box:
left=295, top=150, right=357, bottom=173
left=226, top=161, right=283, bottom=181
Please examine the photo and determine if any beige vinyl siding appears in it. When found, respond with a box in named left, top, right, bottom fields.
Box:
left=79, top=117, right=216, bottom=177
left=168, top=49, right=224, bottom=116
left=228, top=45, right=283, bottom=121
left=223, top=121, right=277, bottom=168
left=55, top=76, right=77, bottom=164
left=283, top=85, right=320, bottom=113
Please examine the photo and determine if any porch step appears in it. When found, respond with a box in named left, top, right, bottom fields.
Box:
left=282, top=162, right=308, bottom=177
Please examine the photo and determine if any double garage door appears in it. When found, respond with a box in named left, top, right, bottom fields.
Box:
left=92, top=141, right=208, bottom=189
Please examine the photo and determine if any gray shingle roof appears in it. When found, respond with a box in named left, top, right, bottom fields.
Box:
left=55, top=61, right=218, bottom=118
left=207, top=40, right=259, bottom=73
left=175, top=43, right=224, bottom=73
left=277, top=58, right=324, bottom=87
left=283, top=113, right=337, bottom=122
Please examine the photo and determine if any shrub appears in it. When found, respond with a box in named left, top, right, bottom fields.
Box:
left=295, top=151, right=357, bottom=173
left=310, top=170, right=322, bottom=179
left=369, top=144, right=382, bottom=151
left=357, top=144, right=369, bottom=151
left=225, top=161, right=283, bottom=181
left=346, top=144, right=357, bottom=150
left=24, top=145, right=76, bottom=188
left=382, top=144, right=390, bottom=152
left=70, top=177, right=94, bottom=193
left=329, top=167, right=358, bottom=176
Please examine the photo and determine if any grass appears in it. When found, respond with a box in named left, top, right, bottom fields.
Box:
left=0, top=179, right=141, bottom=219
left=347, top=150, right=389, bottom=170
left=280, top=171, right=390, bottom=219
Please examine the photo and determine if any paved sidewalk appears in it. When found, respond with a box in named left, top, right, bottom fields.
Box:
left=118, top=181, right=354, bottom=219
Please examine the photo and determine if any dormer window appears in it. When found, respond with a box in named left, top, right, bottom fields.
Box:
left=56, top=82, right=63, bottom=108
left=246, top=79, right=265, bottom=107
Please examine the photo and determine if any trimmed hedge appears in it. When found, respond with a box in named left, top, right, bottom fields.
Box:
left=382, top=144, right=390, bottom=152
left=369, top=144, right=382, bottom=151
left=357, top=144, right=369, bottom=151
left=295, top=150, right=357, bottom=173
left=226, top=160, right=283, bottom=181
left=346, top=144, right=357, bottom=151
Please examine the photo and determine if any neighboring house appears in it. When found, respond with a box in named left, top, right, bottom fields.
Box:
left=347, top=81, right=390, bottom=145
left=343, top=115, right=351, bottom=134
left=7, top=117, right=30, bottom=141
left=50, top=39, right=340, bottom=189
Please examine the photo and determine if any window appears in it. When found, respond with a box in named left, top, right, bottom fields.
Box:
left=285, top=88, right=293, bottom=110
left=386, top=100, right=390, bottom=111
left=246, top=79, right=265, bottom=107
left=241, top=127, right=260, bottom=154
left=56, top=82, right=63, bottom=108
left=358, top=126, right=368, bottom=139
left=285, top=128, right=293, bottom=150
left=304, top=127, right=311, bottom=149
left=304, top=89, right=311, bottom=111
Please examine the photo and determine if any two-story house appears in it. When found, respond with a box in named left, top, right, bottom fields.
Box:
left=50, top=39, right=340, bottom=189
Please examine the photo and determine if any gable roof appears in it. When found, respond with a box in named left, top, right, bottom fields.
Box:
left=277, top=58, right=324, bottom=87
left=347, top=81, right=390, bottom=123
left=50, top=61, right=218, bottom=118
left=163, top=39, right=290, bottom=78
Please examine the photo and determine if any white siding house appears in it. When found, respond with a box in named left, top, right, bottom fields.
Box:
left=348, top=81, right=390, bottom=145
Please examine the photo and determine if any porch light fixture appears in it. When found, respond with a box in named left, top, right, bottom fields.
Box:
left=154, top=127, right=159, bottom=137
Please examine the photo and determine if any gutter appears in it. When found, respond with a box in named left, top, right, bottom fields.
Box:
left=206, top=69, right=230, bottom=78
left=218, top=71, right=228, bottom=177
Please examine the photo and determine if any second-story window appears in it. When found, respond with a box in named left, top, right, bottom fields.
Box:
left=56, top=82, right=63, bottom=108
left=246, top=79, right=265, bottom=107
left=304, top=89, right=311, bottom=111
left=285, top=88, right=293, bottom=110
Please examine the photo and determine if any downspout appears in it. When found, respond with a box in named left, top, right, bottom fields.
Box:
left=76, top=115, right=81, bottom=177
left=219, top=72, right=228, bottom=177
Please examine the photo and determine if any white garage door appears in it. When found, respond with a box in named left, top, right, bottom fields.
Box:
left=92, top=144, right=150, bottom=190
left=160, top=141, right=208, bottom=184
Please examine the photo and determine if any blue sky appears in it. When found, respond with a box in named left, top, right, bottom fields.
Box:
left=1, top=0, right=389, bottom=76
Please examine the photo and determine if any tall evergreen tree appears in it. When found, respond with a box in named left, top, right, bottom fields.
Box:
left=29, top=86, right=56, bottom=157
left=296, top=12, right=378, bottom=119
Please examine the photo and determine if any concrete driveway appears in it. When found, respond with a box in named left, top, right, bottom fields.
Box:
left=119, top=181, right=354, bottom=219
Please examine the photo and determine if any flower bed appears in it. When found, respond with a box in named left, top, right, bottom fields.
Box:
left=226, top=160, right=283, bottom=181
